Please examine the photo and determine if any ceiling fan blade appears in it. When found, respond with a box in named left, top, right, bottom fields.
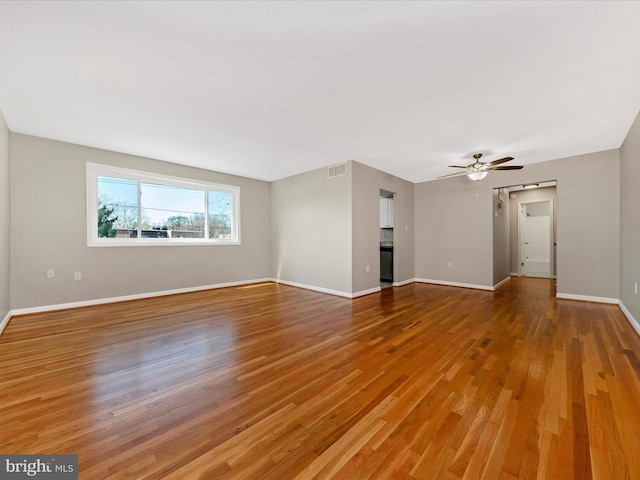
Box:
left=437, top=171, right=468, bottom=178
left=488, top=156, right=514, bottom=166
left=447, top=165, right=469, bottom=169
left=487, top=165, right=523, bottom=171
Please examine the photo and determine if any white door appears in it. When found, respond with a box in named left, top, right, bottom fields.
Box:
left=519, top=200, right=552, bottom=278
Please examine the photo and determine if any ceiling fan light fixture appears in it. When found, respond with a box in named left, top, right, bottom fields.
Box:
left=467, top=171, right=488, bottom=181
left=438, top=153, right=523, bottom=180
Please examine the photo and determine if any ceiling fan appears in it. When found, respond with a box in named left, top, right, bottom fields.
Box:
left=438, top=153, right=523, bottom=181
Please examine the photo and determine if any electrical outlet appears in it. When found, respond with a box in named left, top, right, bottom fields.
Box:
left=46, top=269, right=55, bottom=279
left=635, top=282, right=638, bottom=295
left=366, top=265, right=370, bottom=273
left=74, top=272, right=82, bottom=281
left=448, top=261, right=453, bottom=269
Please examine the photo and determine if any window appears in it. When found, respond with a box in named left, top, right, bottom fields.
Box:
left=87, top=163, right=240, bottom=246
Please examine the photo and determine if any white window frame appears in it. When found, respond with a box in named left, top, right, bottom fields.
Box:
left=86, top=163, right=241, bottom=246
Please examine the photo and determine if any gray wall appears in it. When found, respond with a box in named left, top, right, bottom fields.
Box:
left=416, top=149, right=620, bottom=299
left=415, top=176, right=494, bottom=287
left=0, top=111, right=9, bottom=320
left=270, top=160, right=414, bottom=296
left=492, top=188, right=510, bottom=286
left=10, top=134, right=271, bottom=309
left=508, top=187, right=557, bottom=276
left=351, top=161, right=414, bottom=292
left=270, top=163, right=352, bottom=295
left=620, top=110, right=640, bottom=320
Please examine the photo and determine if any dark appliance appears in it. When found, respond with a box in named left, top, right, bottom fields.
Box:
left=380, top=245, right=393, bottom=282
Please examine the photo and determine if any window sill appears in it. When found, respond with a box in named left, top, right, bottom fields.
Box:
left=88, top=239, right=241, bottom=247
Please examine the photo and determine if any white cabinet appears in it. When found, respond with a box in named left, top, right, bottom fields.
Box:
left=379, top=197, right=394, bottom=228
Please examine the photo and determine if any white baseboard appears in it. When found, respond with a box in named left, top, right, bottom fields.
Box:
left=353, top=287, right=382, bottom=298
left=415, top=278, right=493, bottom=291
left=556, top=293, right=619, bottom=304
left=273, top=279, right=383, bottom=299
left=0, top=311, right=11, bottom=336
left=393, top=278, right=414, bottom=287
left=619, top=301, right=640, bottom=336
left=9, top=278, right=275, bottom=317
left=493, top=277, right=511, bottom=290
left=272, top=279, right=353, bottom=298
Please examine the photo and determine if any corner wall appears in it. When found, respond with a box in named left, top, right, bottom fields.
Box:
left=415, top=175, right=494, bottom=288
left=0, top=110, right=9, bottom=323
left=620, top=110, right=640, bottom=326
left=351, top=161, right=415, bottom=293
left=270, top=163, right=352, bottom=296
left=9, top=134, right=272, bottom=310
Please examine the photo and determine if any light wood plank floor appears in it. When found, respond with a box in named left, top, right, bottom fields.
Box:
left=1, top=278, right=640, bottom=479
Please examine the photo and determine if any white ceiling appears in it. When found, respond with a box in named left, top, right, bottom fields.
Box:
left=1, top=1, right=640, bottom=183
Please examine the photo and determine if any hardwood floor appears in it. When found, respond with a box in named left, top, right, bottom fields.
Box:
left=1, top=278, right=639, bottom=479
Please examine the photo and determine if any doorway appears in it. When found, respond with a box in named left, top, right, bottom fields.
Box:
left=492, top=181, right=557, bottom=287
left=519, top=199, right=554, bottom=278
left=379, top=189, right=395, bottom=288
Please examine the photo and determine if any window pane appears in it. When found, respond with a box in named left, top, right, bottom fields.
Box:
left=98, top=176, right=138, bottom=238
left=209, top=191, right=232, bottom=239
left=89, top=163, right=239, bottom=245
left=140, top=182, right=205, bottom=238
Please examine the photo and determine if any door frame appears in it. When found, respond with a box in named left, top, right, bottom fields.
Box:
left=379, top=189, right=396, bottom=285
left=518, top=198, right=554, bottom=278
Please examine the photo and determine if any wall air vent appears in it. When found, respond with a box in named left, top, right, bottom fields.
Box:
left=328, top=162, right=348, bottom=179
